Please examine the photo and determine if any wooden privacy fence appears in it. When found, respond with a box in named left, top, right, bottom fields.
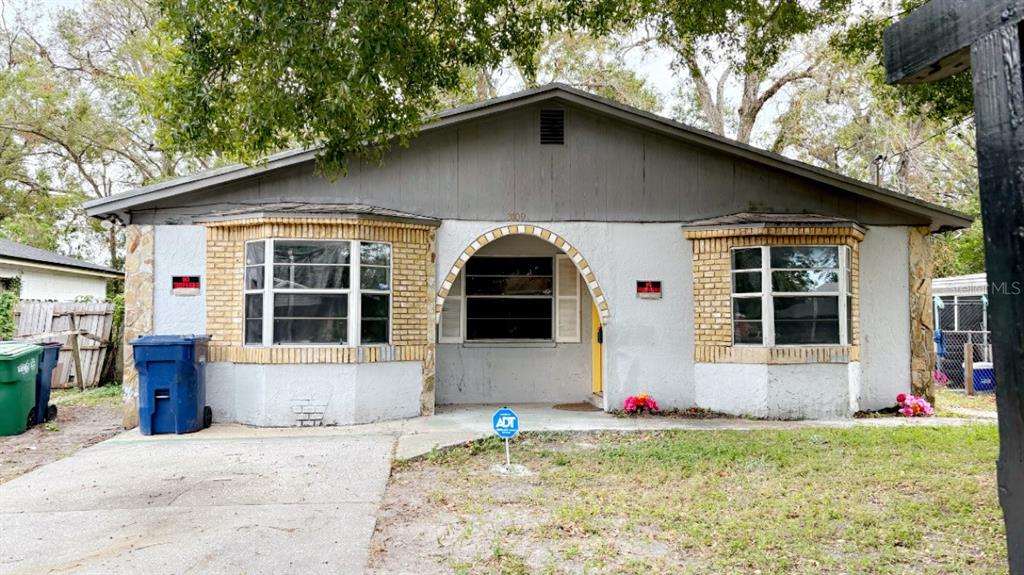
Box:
left=14, top=301, right=116, bottom=389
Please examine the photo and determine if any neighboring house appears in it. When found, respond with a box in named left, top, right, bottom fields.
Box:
left=84, top=84, right=970, bottom=426
left=0, top=238, right=122, bottom=301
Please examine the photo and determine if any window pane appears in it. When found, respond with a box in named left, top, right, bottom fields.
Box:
left=246, top=241, right=265, bottom=265
left=274, top=294, right=348, bottom=318
left=273, top=240, right=350, bottom=264
left=732, top=271, right=762, bottom=293
left=465, top=297, right=553, bottom=340
left=771, top=270, right=839, bottom=293
left=466, top=276, right=553, bottom=296
left=770, top=246, right=839, bottom=269
left=245, top=320, right=263, bottom=345
left=245, top=294, right=263, bottom=318
left=465, top=257, right=553, bottom=276
left=847, top=295, right=853, bottom=345
left=361, top=294, right=389, bottom=319
left=361, top=320, right=389, bottom=344
left=733, top=298, right=762, bottom=320
left=467, top=298, right=552, bottom=319
left=773, top=296, right=840, bottom=344
left=734, top=321, right=763, bottom=344
left=360, top=267, right=391, bottom=291
left=273, top=319, right=347, bottom=344
left=732, top=248, right=761, bottom=270
left=360, top=242, right=391, bottom=266
left=273, top=265, right=349, bottom=289
left=244, top=293, right=263, bottom=345
left=245, top=266, right=264, bottom=290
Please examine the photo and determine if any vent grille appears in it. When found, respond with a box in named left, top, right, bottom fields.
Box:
left=540, top=109, right=565, bottom=145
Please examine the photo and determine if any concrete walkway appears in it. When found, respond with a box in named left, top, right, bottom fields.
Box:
left=0, top=432, right=394, bottom=574
left=0, top=404, right=993, bottom=574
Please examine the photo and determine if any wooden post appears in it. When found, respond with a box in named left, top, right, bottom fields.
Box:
left=69, top=314, right=84, bottom=391
left=885, top=3, right=1024, bottom=571
left=965, top=342, right=975, bottom=396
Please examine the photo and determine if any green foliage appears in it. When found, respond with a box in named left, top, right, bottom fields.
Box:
left=933, top=194, right=986, bottom=277
left=153, top=0, right=565, bottom=173
left=636, top=0, right=851, bottom=73
left=832, top=0, right=974, bottom=122
left=0, top=290, right=19, bottom=340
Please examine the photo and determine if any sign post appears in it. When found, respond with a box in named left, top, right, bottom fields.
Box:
left=492, top=407, right=519, bottom=466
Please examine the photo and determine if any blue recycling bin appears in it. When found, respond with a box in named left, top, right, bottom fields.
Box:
left=131, top=335, right=212, bottom=435
left=31, top=342, right=62, bottom=425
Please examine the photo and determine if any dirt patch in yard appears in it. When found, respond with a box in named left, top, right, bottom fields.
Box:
left=0, top=387, right=122, bottom=484
left=369, top=427, right=1005, bottom=575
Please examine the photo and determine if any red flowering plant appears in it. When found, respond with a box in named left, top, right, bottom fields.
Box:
left=896, top=393, right=934, bottom=417
left=623, top=393, right=660, bottom=415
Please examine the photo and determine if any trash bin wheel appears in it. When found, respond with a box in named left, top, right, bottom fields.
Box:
left=203, top=406, right=212, bottom=429
left=47, top=404, right=57, bottom=422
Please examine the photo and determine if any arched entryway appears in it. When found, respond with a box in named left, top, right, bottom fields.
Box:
left=435, top=224, right=610, bottom=325
left=434, top=226, right=610, bottom=405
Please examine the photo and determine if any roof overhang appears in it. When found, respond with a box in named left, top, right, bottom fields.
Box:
left=0, top=257, right=123, bottom=279
left=85, top=84, right=973, bottom=231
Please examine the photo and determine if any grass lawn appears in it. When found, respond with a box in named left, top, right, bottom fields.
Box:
left=51, top=383, right=122, bottom=408
left=370, top=425, right=1005, bottom=575
left=935, top=388, right=997, bottom=414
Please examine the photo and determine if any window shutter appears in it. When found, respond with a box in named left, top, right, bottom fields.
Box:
left=555, top=255, right=581, bottom=343
left=439, top=273, right=463, bottom=343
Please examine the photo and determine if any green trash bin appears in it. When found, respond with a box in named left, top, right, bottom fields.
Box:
left=0, top=343, right=42, bottom=436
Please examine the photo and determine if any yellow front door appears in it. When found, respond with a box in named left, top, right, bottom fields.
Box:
left=591, top=302, right=603, bottom=394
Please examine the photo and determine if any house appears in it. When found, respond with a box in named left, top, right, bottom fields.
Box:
left=0, top=238, right=121, bottom=301
left=84, top=84, right=970, bottom=426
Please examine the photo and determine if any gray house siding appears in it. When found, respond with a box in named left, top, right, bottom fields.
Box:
left=128, top=102, right=930, bottom=226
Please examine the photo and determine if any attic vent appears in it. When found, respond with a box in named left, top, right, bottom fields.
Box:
left=540, top=109, right=565, bottom=145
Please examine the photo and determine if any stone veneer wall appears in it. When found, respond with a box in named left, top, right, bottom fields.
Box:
left=122, top=224, right=154, bottom=428
left=684, top=225, right=863, bottom=364
left=908, top=226, right=935, bottom=402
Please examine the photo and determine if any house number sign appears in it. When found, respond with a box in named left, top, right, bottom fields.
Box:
left=636, top=280, right=662, bottom=299
left=172, top=275, right=201, bottom=296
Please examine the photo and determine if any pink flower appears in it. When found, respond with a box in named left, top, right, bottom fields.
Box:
left=896, top=393, right=908, bottom=404
left=899, top=407, right=914, bottom=417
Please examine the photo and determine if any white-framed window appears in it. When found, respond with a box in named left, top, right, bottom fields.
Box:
left=730, top=245, right=851, bottom=346
left=439, top=254, right=580, bottom=344
left=243, top=239, right=392, bottom=346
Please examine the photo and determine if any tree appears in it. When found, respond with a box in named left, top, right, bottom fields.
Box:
left=633, top=1, right=852, bottom=144
left=152, top=0, right=561, bottom=172
left=772, top=38, right=980, bottom=277
left=529, top=32, right=662, bottom=112
left=0, top=0, right=203, bottom=267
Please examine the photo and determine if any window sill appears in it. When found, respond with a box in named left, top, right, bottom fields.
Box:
left=460, top=341, right=558, bottom=349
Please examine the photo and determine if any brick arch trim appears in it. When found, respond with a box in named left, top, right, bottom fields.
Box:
left=435, top=224, right=610, bottom=325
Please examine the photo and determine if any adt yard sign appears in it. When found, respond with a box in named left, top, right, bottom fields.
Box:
left=493, top=407, right=519, bottom=466
left=492, top=408, right=519, bottom=439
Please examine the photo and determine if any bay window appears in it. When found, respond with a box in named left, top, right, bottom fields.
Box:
left=730, top=245, right=851, bottom=346
left=244, top=239, right=391, bottom=346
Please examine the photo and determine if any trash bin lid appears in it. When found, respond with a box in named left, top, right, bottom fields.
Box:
left=0, top=343, right=41, bottom=358
left=131, top=335, right=211, bottom=346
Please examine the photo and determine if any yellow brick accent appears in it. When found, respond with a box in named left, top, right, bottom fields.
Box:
left=685, top=225, right=862, bottom=364
left=205, top=217, right=435, bottom=364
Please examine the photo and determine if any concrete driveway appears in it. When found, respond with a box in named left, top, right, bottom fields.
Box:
left=0, top=432, right=394, bottom=574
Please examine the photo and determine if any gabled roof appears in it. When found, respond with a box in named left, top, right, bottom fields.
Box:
left=0, top=238, right=122, bottom=276
left=84, top=83, right=972, bottom=230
